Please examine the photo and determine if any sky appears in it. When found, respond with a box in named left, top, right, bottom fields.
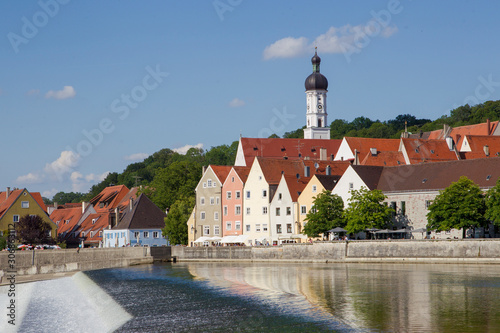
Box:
left=1, top=0, right=500, bottom=198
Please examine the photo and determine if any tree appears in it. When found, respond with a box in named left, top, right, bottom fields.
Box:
left=52, top=191, right=85, bottom=205
left=427, top=176, right=486, bottom=233
left=485, top=178, right=500, bottom=226
left=163, top=196, right=194, bottom=245
left=16, top=214, right=55, bottom=245
left=302, top=190, right=345, bottom=238
left=344, top=187, right=394, bottom=234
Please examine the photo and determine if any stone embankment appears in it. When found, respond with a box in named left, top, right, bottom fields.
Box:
left=172, top=239, right=500, bottom=263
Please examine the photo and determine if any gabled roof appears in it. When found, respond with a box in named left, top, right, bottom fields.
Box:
left=377, top=157, right=500, bottom=192
left=351, top=165, right=385, bottom=190
left=114, top=194, right=167, bottom=230
left=232, top=166, right=251, bottom=184
left=460, top=135, right=500, bottom=158
left=345, top=137, right=400, bottom=157
left=90, top=185, right=130, bottom=213
left=401, top=138, right=459, bottom=164
left=283, top=175, right=310, bottom=202
left=428, top=121, right=499, bottom=140
left=0, top=189, right=23, bottom=218
left=315, top=174, right=341, bottom=191
left=79, top=212, right=110, bottom=244
left=50, top=206, right=83, bottom=238
left=360, top=151, right=406, bottom=166
left=31, top=192, right=47, bottom=212
left=237, top=137, right=341, bottom=166
left=209, top=165, right=233, bottom=184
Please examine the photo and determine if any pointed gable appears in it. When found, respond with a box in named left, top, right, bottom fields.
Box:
left=400, top=138, right=459, bottom=164
left=283, top=175, right=309, bottom=202
left=114, top=194, right=167, bottom=230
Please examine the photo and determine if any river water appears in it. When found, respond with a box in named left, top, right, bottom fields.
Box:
left=2, top=262, right=500, bottom=332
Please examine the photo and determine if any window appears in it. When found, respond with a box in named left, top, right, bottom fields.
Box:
left=190, top=225, right=194, bottom=234
left=278, top=193, right=282, bottom=200
left=134, top=231, right=140, bottom=238
left=13, top=215, right=19, bottom=223
left=65, top=219, right=70, bottom=224
left=214, top=212, right=219, bottom=220
left=256, top=224, right=261, bottom=232
left=390, top=202, right=397, bottom=216
left=201, top=212, right=206, bottom=220
left=235, top=205, right=241, bottom=215
left=207, top=179, right=212, bottom=187
left=310, top=205, right=316, bottom=214
left=143, top=232, right=149, bottom=238
left=312, top=185, right=317, bottom=193
left=349, top=183, right=354, bottom=189
left=262, top=190, right=267, bottom=198
left=213, top=181, right=217, bottom=188
left=276, top=224, right=282, bottom=234
left=246, top=224, right=250, bottom=232
left=226, top=222, right=232, bottom=231
left=276, top=207, right=281, bottom=216
left=153, top=231, right=159, bottom=238
left=236, top=191, right=241, bottom=199
left=445, top=230, right=451, bottom=235
left=81, top=231, right=85, bottom=237
left=216, top=197, right=220, bottom=205
left=287, top=224, right=292, bottom=233
left=223, top=206, right=228, bottom=216
left=246, top=191, right=251, bottom=199
left=426, top=200, right=432, bottom=209
left=262, top=206, right=268, bottom=214
left=400, top=201, right=406, bottom=216
left=286, top=207, right=291, bottom=216
left=99, top=231, right=102, bottom=237
left=56, top=221, right=60, bottom=225
left=235, top=221, right=241, bottom=230
left=210, top=197, right=215, bottom=205
left=214, top=226, right=220, bottom=235
left=99, top=202, right=104, bottom=208
left=227, top=191, right=232, bottom=199
left=263, top=224, right=268, bottom=232
left=21, top=201, right=29, bottom=208
left=204, top=225, right=210, bottom=235
left=301, top=206, right=307, bottom=215
left=231, top=177, right=235, bottom=182
left=92, top=218, right=97, bottom=224
left=203, top=182, right=207, bottom=188
left=246, top=207, right=251, bottom=215
left=200, top=197, right=205, bottom=205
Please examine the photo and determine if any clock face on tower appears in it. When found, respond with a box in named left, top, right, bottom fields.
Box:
left=317, top=104, right=323, bottom=110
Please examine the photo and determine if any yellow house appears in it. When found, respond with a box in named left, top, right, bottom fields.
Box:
left=297, top=175, right=340, bottom=242
left=0, top=188, right=57, bottom=239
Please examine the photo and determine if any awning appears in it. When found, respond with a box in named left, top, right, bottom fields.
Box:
left=328, top=227, right=347, bottom=233
left=221, top=235, right=248, bottom=244
left=194, top=237, right=210, bottom=243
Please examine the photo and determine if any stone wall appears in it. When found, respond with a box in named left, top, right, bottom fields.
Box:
left=0, top=247, right=152, bottom=281
left=172, top=240, right=500, bottom=263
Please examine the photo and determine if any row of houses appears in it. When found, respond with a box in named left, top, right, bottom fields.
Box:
left=187, top=121, right=500, bottom=246
left=0, top=185, right=169, bottom=248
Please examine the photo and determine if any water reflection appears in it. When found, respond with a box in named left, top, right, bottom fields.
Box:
left=185, top=262, right=500, bottom=332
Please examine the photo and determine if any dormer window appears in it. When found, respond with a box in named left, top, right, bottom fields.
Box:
left=99, top=202, right=104, bottom=208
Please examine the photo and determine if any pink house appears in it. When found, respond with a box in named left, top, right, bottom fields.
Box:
left=222, top=166, right=250, bottom=237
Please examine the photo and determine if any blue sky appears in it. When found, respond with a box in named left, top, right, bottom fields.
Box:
left=1, top=0, right=500, bottom=198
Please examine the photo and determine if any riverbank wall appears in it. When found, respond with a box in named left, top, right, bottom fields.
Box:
left=0, top=247, right=152, bottom=283
left=172, top=239, right=500, bottom=263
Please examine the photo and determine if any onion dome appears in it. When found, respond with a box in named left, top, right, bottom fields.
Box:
left=305, top=48, right=328, bottom=91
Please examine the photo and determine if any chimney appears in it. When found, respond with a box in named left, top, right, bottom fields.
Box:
left=114, top=207, right=120, bottom=227
left=354, top=149, right=359, bottom=165
left=443, top=124, right=451, bottom=137
left=6, top=187, right=10, bottom=199
left=129, top=197, right=134, bottom=210
left=82, top=202, right=88, bottom=214
left=319, top=148, right=327, bottom=161
left=370, top=148, right=377, bottom=156
left=304, top=166, right=310, bottom=178
left=487, top=119, right=492, bottom=135
left=326, top=165, right=331, bottom=176
left=202, top=166, right=207, bottom=174
left=445, top=136, right=454, bottom=151
left=330, top=154, right=334, bottom=161
left=484, top=145, right=490, bottom=157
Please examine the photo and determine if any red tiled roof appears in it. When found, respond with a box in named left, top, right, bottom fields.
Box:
left=31, top=192, right=47, bottom=212
left=460, top=135, right=500, bottom=159
left=79, top=212, right=110, bottom=244
left=283, top=175, right=309, bottom=202
left=210, top=165, right=233, bottom=183
left=239, top=137, right=341, bottom=166
left=428, top=121, right=499, bottom=140
left=360, top=151, right=406, bottom=166
left=345, top=137, right=400, bottom=157
left=401, top=138, right=459, bottom=164
left=232, top=166, right=251, bottom=183
left=50, top=207, right=83, bottom=239
left=0, top=189, right=23, bottom=218
left=90, top=185, right=130, bottom=213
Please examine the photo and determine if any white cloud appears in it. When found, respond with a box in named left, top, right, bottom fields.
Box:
left=44, top=150, right=81, bottom=180
left=42, top=188, right=59, bottom=198
left=45, top=85, right=76, bottom=100
left=124, top=153, right=149, bottom=161
left=263, top=22, right=398, bottom=60
left=263, top=37, right=309, bottom=60
left=85, top=172, right=109, bottom=182
left=26, top=89, right=40, bottom=96
left=228, top=98, right=245, bottom=108
left=16, top=172, right=43, bottom=184
left=70, top=171, right=109, bottom=193
left=173, top=143, right=204, bottom=155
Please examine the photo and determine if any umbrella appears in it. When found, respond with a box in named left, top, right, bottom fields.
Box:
left=328, top=227, right=347, bottom=233
left=365, top=228, right=380, bottom=232
left=412, top=228, right=427, bottom=233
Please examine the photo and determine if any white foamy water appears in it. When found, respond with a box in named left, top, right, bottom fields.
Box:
left=0, top=272, right=131, bottom=333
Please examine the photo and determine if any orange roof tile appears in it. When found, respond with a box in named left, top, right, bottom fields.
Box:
left=360, top=151, right=406, bottom=166
left=239, top=137, right=341, bottom=166
left=232, top=166, right=251, bottom=183
left=50, top=207, right=83, bottom=238
left=210, top=165, right=233, bottom=183
left=90, top=185, right=130, bottom=213
left=428, top=121, right=499, bottom=140
left=0, top=189, right=23, bottom=218
left=283, top=175, right=309, bottom=202
left=460, top=135, right=500, bottom=159
left=401, top=138, right=459, bottom=164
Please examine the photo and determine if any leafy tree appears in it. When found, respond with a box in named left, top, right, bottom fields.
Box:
left=268, top=134, right=280, bottom=138
left=204, top=141, right=238, bottom=166
left=485, top=178, right=500, bottom=226
left=42, top=197, right=53, bottom=205
left=427, top=176, right=486, bottom=233
left=163, top=196, right=194, bottom=245
left=52, top=191, right=85, bottom=205
left=283, top=126, right=305, bottom=139
left=16, top=214, right=55, bottom=245
left=150, top=160, right=201, bottom=211
left=0, top=234, right=6, bottom=250
left=330, top=119, right=353, bottom=139
left=344, top=187, right=394, bottom=234
left=303, top=190, right=345, bottom=237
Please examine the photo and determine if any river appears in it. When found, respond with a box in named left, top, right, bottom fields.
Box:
left=2, top=262, right=500, bottom=332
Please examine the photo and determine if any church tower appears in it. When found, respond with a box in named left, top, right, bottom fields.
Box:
left=303, top=48, right=330, bottom=139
